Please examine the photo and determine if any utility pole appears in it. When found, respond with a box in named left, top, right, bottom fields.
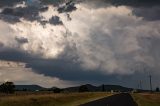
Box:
left=139, top=80, right=142, bottom=90
left=149, top=75, right=152, bottom=92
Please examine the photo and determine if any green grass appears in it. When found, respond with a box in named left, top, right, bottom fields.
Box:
left=132, top=93, right=160, bottom=106
left=0, top=92, right=111, bottom=106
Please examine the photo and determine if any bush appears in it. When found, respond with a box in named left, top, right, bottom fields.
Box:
left=79, top=85, right=89, bottom=92
left=53, top=88, right=61, bottom=93
left=102, top=84, right=105, bottom=92
left=156, top=87, right=159, bottom=92
left=0, top=82, right=15, bottom=94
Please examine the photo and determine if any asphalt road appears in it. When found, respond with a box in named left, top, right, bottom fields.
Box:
left=80, top=93, right=138, bottom=106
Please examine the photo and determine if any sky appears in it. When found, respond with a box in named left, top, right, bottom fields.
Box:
left=0, top=0, right=160, bottom=89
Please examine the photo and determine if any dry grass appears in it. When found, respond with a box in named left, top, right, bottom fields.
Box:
left=0, top=92, right=112, bottom=106
left=132, top=93, right=160, bottom=106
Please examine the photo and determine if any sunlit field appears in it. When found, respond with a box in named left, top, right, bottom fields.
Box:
left=0, top=92, right=112, bottom=106
left=132, top=93, right=160, bottom=106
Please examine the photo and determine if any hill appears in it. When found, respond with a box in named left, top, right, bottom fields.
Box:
left=15, top=84, right=133, bottom=92
left=62, top=84, right=133, bottom=92
left=15, top=85, right=45, bottom=91
left=98, top=85, right=133, bottom=92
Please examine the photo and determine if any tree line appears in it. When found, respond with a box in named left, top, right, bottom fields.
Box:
left=0, top=82, right=159, bottom=94
left=0, top=82, right=15, bottom=94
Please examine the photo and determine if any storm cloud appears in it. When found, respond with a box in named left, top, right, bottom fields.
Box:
left=0, top=0, right=160, bottom=88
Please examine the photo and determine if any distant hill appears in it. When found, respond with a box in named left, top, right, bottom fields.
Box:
left=15, top=84, right=133, bottom=92
left=63, top=84, right=98, bottom=92
left=97, top=85, right=133, bottom=92
left=15, top=85, right=45, bottom=91
left=62, top=84, right=133, bottom=92
left=85, top=84, right=99, bottom=91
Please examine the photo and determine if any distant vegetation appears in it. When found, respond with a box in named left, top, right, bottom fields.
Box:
left=14, top=84, right=134, bottom=93
left=0, top=82, right=15, bottom=94
left=53, top=88, right=62, bottom=93
left=79, top=85, right=89, bottom=92
left=156, top=87, right=159, bottom=92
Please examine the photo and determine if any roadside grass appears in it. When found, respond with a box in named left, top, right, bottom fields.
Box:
left=0, top=92, right=111, bottom=106
left=132, top=93, right=160, bottom=106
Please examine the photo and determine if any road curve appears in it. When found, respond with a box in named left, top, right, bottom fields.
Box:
left=79, top=93, right=138, bottom=106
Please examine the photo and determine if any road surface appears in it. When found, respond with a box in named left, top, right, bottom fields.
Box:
left=80, top=93, right=138, bottom=106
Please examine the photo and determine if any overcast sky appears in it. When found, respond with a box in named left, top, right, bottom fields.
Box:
left=0, top=0, right=160, bottom=89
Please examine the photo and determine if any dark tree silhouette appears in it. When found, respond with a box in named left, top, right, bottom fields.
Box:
left=156, top=87, right=159, bottom=92
left=79, top=85, right=89, bottom=92
left=0, top=82, right=15, bottom=94
left=53, top=88, right=61, bottom=93
left=102, top=84, right=105, bottom=92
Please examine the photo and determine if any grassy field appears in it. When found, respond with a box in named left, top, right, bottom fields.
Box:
left=132, top=93, right=160, bottom=106
left=0, top=92, right=111, bottom=106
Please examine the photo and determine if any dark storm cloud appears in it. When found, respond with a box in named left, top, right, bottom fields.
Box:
left=15, top=37, right=29, bottom=44
left=0, top=14, right=21, bottom=23
left=0, top=0, right=160, bottom=88
left=0, top=0, right=24, bottom=8
left=82, top=0, right=160, bottom=21
left=107, top=0, right=160, bottom=7
left=0, top=0, right=159, bottom=10
left=1, top=8, right=24, bottom=17
left=0, top=6, right=42, bottom=22
left=0, top=42, right=124, bottom=83
left=138, top=36, right=160, bottom=63
left=82, top=0, right=160, bottom=8
left=40, top=0, right=65, bottom=6
left=0, top=0, right=50, bottom=24
left=0, top=42, right=4, bottom=48
left=0, top=0, right=75, bottom=24
left=0, top=5, right=51, bottom=25
left=39, top=6, right=49, bottom=12
left=0, top=47, right=107, bottom=82
left=0, top=46, right=156, bottom=88
left=0, top=48, right=154, bottom=89
left=0, top=42, right=146, bottom=83
left=0, top=49, right=31, bottom=63
left=132, top=7, right=160, bottom=21
left=0, top=0, right=64, bottom=8
left=57, top=0, right=77, bottom=13
left=49, top=16, right=63, bottom=25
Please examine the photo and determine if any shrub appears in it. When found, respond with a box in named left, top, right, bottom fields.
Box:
left=53, top=88, right=61, bottom=93
left=156, top=87, right=159, bottom=92
left=79, top=85, right=89, bottom=92
left=0, top=82, right=15, bottom=94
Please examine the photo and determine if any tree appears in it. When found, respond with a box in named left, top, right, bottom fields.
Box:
left=0, top=82, right=15, bottom=94
left=102, top=84, right=105, bottom=92
left=79, top=85, right=89, bottom=92
left=156, top=87, right=160, bottom=92
left=53, top=88, right=61, bottom=93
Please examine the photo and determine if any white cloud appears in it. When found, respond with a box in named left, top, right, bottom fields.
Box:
left=0, top=19, right=67, bottom=58
left=0, top=60, right=74, bottom=88
left=14, top=1, right=27, bottom=8
left=62, top=5, right=160, bottom=74
left=0, top=3, right=160, bottom=77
